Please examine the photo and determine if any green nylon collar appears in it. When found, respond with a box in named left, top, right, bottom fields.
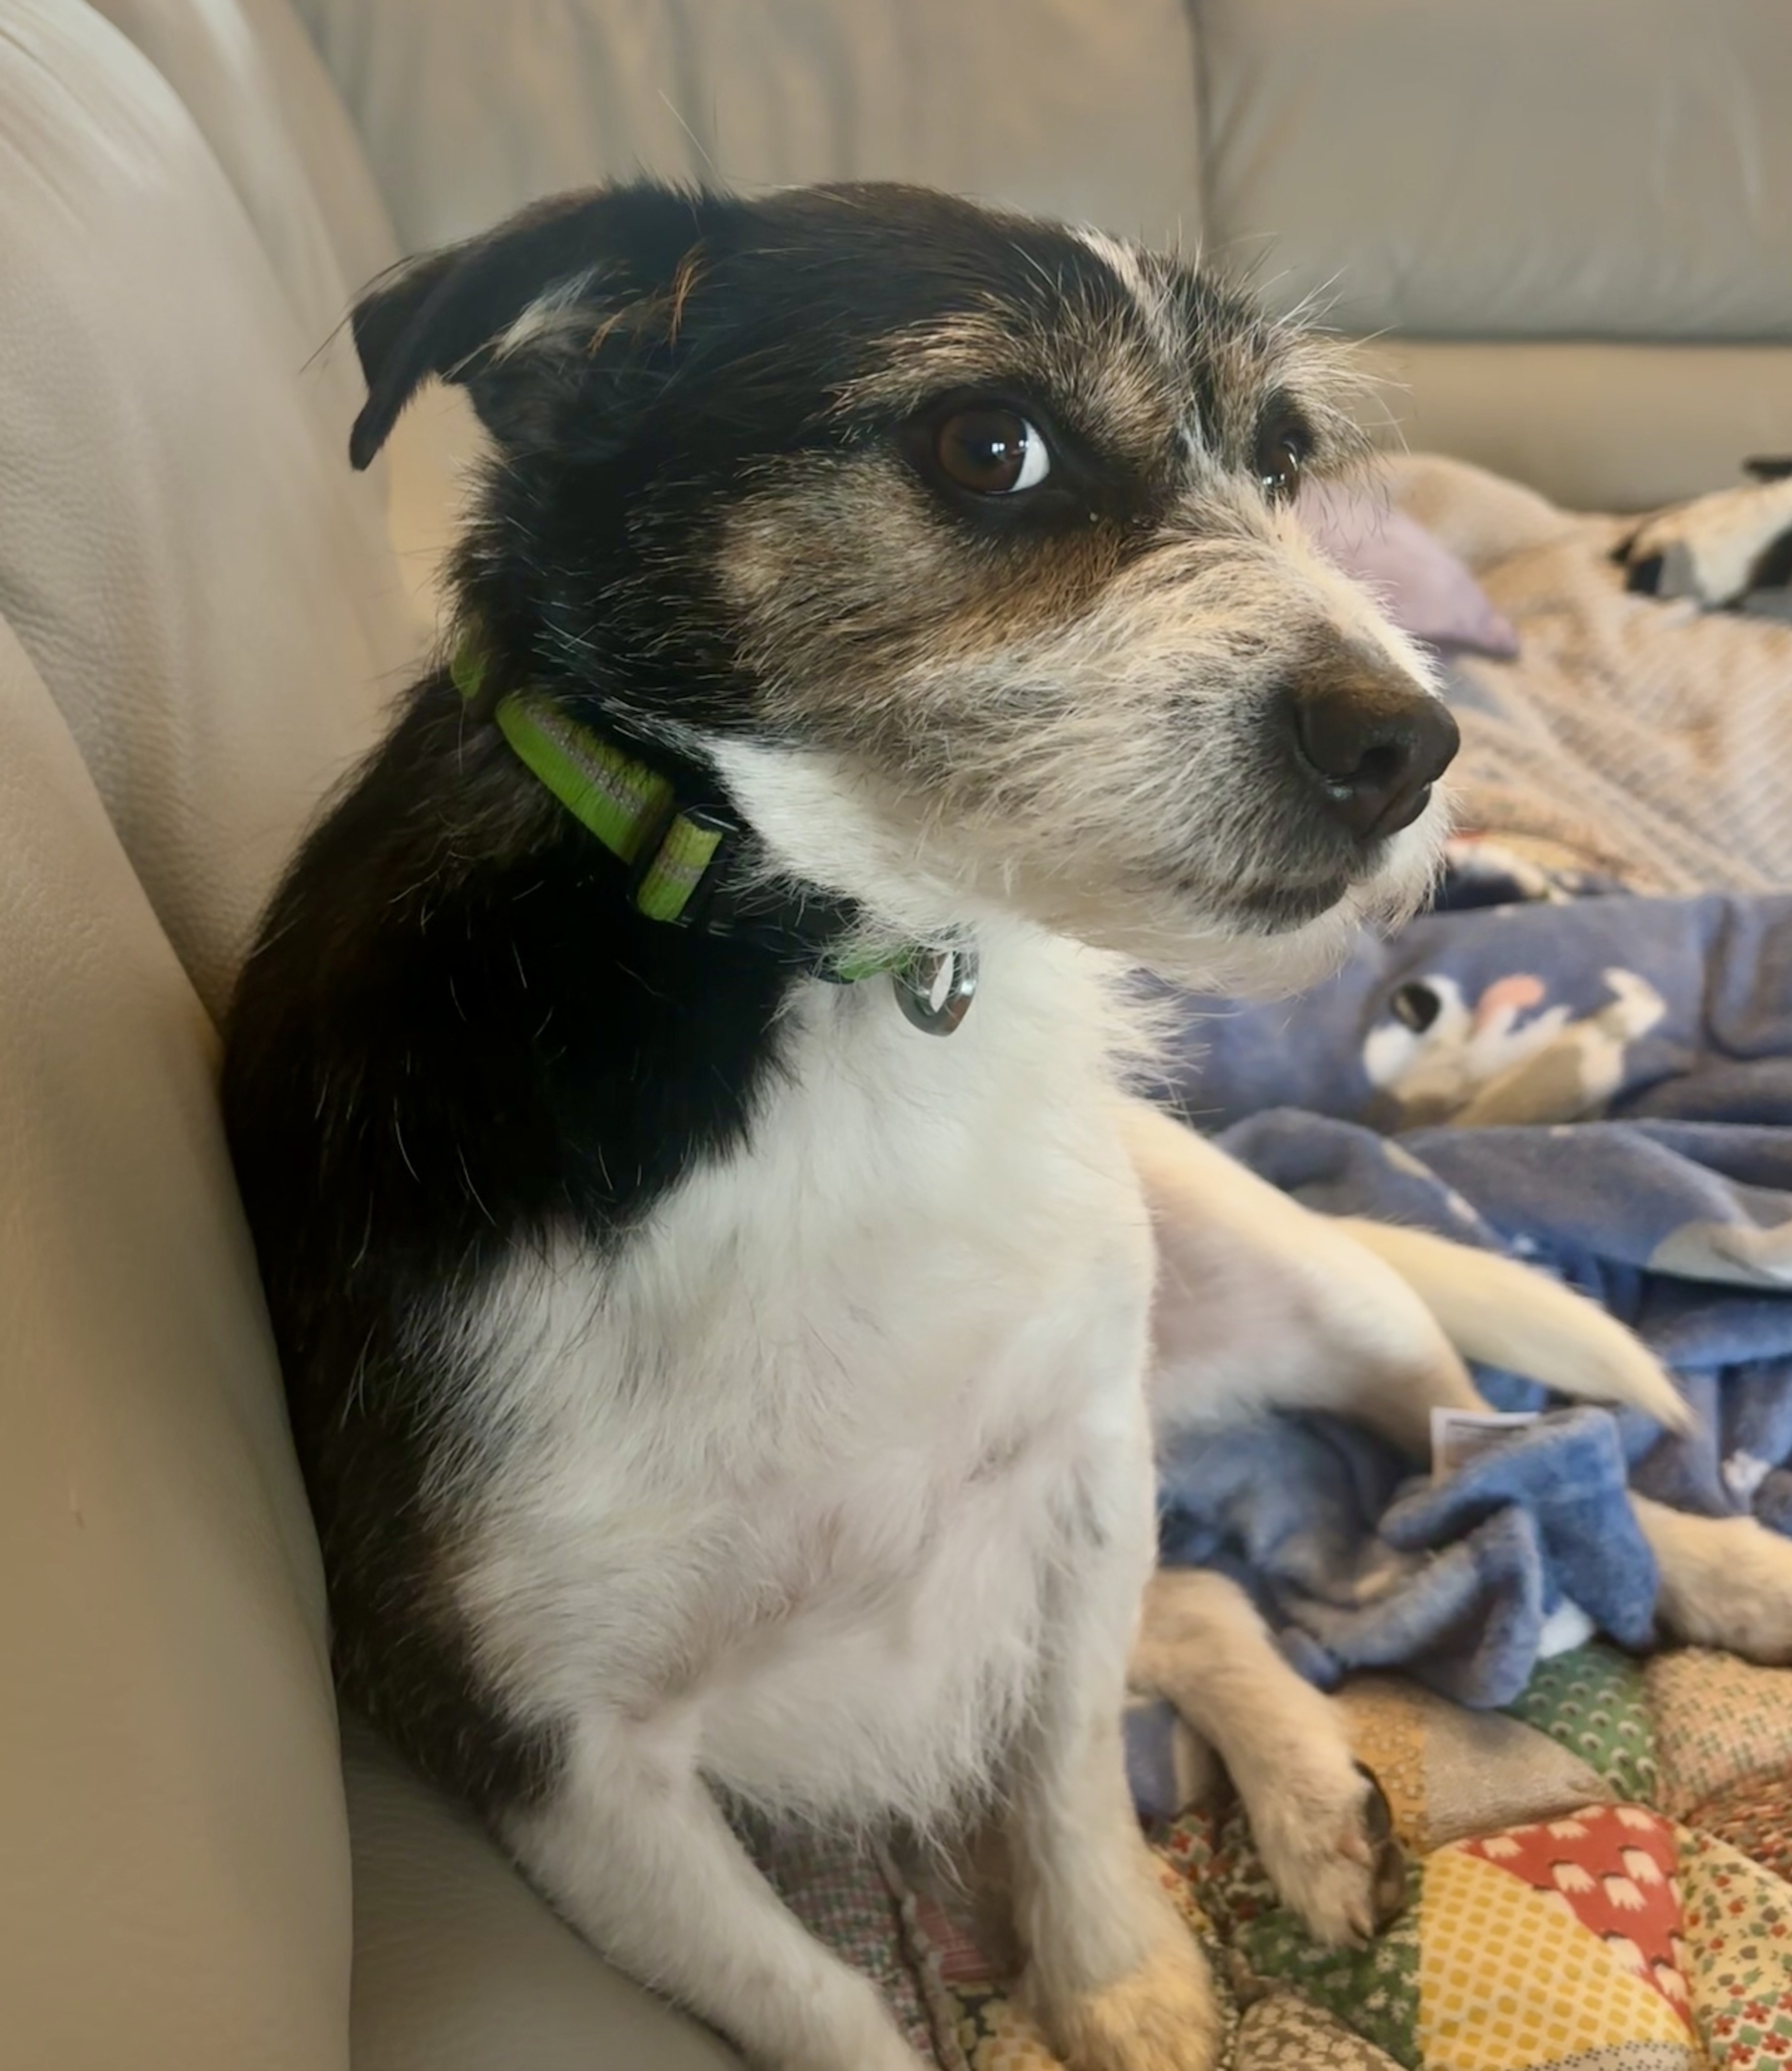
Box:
left=447, top=636, right=909, bottom=985
left=450, top=637, right=726, bottom=926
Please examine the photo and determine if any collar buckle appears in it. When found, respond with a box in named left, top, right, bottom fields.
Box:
left=625, top=798, right=732, bottom=926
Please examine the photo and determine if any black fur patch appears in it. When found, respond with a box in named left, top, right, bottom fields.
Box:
left=1748, top=523, right=1792, bottom=594
left=223, top=682, right=800, bottom=1809
left=1624, top=551, right=1666, bottom=596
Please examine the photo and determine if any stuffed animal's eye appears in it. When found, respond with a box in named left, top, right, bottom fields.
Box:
left=1390, top=982, right=1442, bottom=1033
left=934, top=408, right=1051, bottom=495
left=1253, top=412, right=1309, bottom=504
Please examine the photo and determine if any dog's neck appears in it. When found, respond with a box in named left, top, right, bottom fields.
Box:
left=234, top=664, right=1026, bottom=1304
left=450, top=629, right=984, bottom=1035
left=449, top=628, right=874, bottom=972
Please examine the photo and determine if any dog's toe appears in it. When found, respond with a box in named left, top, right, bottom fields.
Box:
left=1025, top=1910, right=1224, bottom=2071
left=1249, top=1757, right=1410, bottom=1949
left=1644, top=1499, right=1792, bottom=1665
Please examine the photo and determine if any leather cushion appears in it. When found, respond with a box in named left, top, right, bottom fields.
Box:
left=1366, top=337, right=1792, bottom=512
left=90, top=0, right=398, bottom=415
left=343, top=1713, right=741, bottom=2070
left=0, top=612, right=350, bottom=2071
left=0, top=0, right=417, bottom=1018
left=1199, top=0, right=1792, bottom=342
left=292, top=0, right=1204, bottom=253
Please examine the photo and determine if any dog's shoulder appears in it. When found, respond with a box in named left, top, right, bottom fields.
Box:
left=219, top=674, right=815, bottom=1806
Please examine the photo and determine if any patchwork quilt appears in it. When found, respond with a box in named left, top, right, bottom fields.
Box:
left=760, top=1641, right=1792, bottom=2069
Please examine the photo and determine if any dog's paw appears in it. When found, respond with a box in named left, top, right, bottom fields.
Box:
left=1024, top=1913, right=1223, bottom=2071
left=1245, top=1757, right=1408, bottom=1949
left=1620, top=477, right=1792, bottom=606
left=779, top=1982, right=937, bottom=2071
left=1649, top=1503, right=1792, bottom=1664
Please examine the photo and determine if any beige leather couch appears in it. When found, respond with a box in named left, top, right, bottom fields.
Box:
left=298, top=0, right=1792, bottom=515
left=2, top=5, right=1785, bottom=2068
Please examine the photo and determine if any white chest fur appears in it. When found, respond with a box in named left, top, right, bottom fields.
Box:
left=446, top=928, right=1159, bottom=1829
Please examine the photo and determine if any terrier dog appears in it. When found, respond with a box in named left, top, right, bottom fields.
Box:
left=223, top=180, right=1624, bottom=2070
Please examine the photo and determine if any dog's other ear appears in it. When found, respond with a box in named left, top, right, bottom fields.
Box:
left=346, top=183, right=719, bottom=470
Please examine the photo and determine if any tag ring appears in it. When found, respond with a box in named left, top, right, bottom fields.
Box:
left=893, top=948, right=979, bottom=1036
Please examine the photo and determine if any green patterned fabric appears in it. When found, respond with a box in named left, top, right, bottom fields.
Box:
left=1238, top=1906, right=1421, bottom=2068
left=1504, top=1641, right=1660, bottom=1803
left=1680, top=1831, right=1792, bottom=2069
left=1234, top=1993, right=1408, bottom=2068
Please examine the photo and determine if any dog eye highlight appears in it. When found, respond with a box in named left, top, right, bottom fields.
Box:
left=1252, top=412, right=1309, bottom=504
left=933, top=408, right=1051, bottom=496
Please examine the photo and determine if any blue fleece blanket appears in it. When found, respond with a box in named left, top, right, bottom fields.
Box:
left=1146, top=851, right=1792, bottom=1725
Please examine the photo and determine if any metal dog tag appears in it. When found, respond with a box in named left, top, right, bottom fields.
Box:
left=893, top=947, right=979, bottom=1036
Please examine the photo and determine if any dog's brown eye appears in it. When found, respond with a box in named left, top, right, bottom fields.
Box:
left=1253, top=416, right=1308, bottom=504
left=934, top=408, right=1050, bottom=495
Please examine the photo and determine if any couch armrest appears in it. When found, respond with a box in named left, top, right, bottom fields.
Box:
left=0, top=613, right=351, bottom=2071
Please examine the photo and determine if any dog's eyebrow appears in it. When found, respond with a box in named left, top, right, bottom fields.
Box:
left=829, top=309, right=1185, bottom=473
left=825, top=310, right=1047, bottom=418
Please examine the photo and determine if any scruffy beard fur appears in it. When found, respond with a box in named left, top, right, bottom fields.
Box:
left=709, top=397, right=1449, bottom=996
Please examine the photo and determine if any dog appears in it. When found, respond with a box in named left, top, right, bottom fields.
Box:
left=222, top=177, right=1584, bottom=2071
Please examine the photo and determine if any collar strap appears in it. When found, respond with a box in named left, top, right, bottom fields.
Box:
left=451, top=637, right=979, bottom=1028
left=451, top=638, right=729, bottom=926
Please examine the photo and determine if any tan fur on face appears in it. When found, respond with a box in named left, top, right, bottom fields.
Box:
left=721, top=448, right=1130, bottom=682
left=713, top=242, right=1445, bottom=993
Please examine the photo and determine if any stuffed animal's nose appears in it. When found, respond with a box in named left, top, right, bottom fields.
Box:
left=1291, top=675, right=1458, bottom=841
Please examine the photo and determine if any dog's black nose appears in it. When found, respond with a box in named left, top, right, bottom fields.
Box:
left=1291, top=674, right=1458, bottom=841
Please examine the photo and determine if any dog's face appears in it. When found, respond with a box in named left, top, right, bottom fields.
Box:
left=352, top=182, right=1455, bottom=991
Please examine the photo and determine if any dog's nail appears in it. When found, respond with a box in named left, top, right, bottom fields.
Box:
left=1372, top=1839, right=1410, bottom=1929
left=1354, top=1760, right=1396, bottom=1845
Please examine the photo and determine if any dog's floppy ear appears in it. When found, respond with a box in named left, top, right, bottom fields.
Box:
left=347, top=184, right=719, bottom=470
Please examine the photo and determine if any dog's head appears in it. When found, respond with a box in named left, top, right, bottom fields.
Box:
left=351, top=182, right=1455, bottom=992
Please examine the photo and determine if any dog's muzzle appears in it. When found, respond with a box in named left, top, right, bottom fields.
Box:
left=1288, top=670, right=1459, bottom=844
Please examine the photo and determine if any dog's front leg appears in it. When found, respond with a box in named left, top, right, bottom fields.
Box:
left=505, top=1720, right=928, bottom=2071
left=1121, top=1096, right=1485, bottom=1457
left=1007, top=1399, right=1223, bottom=2071
left=1131, top=1568, right=1407, bottom=1948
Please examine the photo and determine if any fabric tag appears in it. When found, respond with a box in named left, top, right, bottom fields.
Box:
left=1431, top=1407, right=1542, bottom=1480
left=1429, top=1408, right=1598, bottom=1657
